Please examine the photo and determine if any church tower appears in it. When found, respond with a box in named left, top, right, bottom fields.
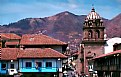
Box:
left=82, top=7, right=105, bottom=45
left=81, top=7, right=105, bottom=76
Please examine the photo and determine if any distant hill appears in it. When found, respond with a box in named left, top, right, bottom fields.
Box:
left=0, top=11, right=121, bottom=52
left=105, top=13, right=121, bottom=37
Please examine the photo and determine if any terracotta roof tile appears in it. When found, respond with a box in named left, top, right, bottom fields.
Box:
left=0, top=33, right=21, bottom=40
left=20, top=34, right=67, bottom=45
left=1, top=48, right=67, bottom=60
left=18, top=48, right=67, bottom=59
left=42, top=48, right=67, bottom=58
left=5, top=41, right=19, bottom=45
left=18, top=49, right=42, bottom=58
left=1, top=48, right=19, bottom=60
left=94, top=50, right=121, bottom=59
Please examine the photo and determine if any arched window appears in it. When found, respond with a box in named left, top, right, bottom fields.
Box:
left=95, top=30, right=100, bottom=38
left=88, top=30, right=93, bottom=38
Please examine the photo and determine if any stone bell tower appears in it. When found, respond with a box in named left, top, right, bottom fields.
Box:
left=81, top=7, right=105, bottom=76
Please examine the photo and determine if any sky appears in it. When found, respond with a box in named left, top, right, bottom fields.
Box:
left=0, top=0, right=121, bottom=25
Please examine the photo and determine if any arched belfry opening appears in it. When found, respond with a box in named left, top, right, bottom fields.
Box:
left=95, top=30, right=100, bottom=39
left=88, top=30, right=93, bottom=39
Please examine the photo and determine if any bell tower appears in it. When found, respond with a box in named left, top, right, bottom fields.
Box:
left=82, top=7, right=105, bottom=43
left=81, top=7, right=106, bottom=76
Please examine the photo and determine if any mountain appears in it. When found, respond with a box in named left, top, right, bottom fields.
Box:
left=0, top=11, right=121, bottom=52
left=0, top=11, right=85, bottom=43
left=106, top=13, right=121, bottom=37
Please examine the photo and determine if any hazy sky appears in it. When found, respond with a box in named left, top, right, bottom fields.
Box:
left=0, top=0, right=121, bottom=25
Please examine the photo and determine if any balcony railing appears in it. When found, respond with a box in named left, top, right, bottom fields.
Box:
left=0, top=69, right=7, bottom=74
left=19, top=67, right=58, bottom=72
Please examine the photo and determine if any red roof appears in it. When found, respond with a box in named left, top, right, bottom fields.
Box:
left=0, top=33, right=21, bottom=40
left=94, top=50, right=121, bottom=59
left=5, top=41, right=19, bottom=45
left=42, top=48, right=67, bottom=58
left=1, top=48, right=19, bottom=60
left=20, top=34, right=67, bottom=45
left=1, top=48, right=67, bottom=60
left=18, top=48, right=67, bottom=59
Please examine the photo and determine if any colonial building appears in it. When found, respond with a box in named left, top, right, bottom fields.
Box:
left=0, top=33, right=67, bottom=77
left=80, top=7, right=105, bottom=76
left=94, top=43, right=121, bottom=77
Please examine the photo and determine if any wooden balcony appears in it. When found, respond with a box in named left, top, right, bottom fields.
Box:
left=94, top=66, right=101, bottom=71
left=102, top=66, right=108, bottom=71
left=109, top=65, right=117, bottom=71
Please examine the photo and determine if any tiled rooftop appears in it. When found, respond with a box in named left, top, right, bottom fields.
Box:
left=0, top=33, right=67, bottom=60
left=18, top=48, right=67, bottom=59
left=5, top=41, right=20, bottom=45
left=1, top=48, right=19, bottom=60
left=20, top=34, right=67, bottom=45
left=0, top=33, right=21, bottom=40
left=1, top=48, right=67, bottom=60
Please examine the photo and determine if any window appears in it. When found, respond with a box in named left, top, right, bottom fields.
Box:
left=1, top=64, right=6, bottom=70
left=10, top=64, right=14, bottom=69
left=46, top=62, right=52, bottom=68
left=26, top=62, right=32, bottom=68
left=36, top=62, right=42, bottom=67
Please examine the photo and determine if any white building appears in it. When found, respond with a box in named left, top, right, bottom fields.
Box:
left=105, top=37, right=121, bottom=54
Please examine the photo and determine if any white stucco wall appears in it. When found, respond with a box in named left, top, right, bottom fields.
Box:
left=105, top=37, right=121, bottom=54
